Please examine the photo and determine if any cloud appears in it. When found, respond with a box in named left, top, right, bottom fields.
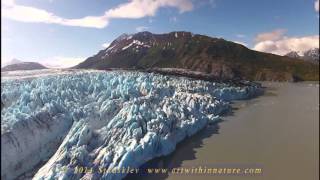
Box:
left=60, top=16, right=109, bottom=29
left=253, top=35, right=319, bottom=55
left=2, top=0, right=14, bottom=6
left=254, top=29, right=287, bottom=42
left=2, top=0, right=109, bottom=28
left=105, top=0, right=193, bottom=19
left=315, top=0, right=319, bottom=12
left=136, top=26, right=149, bottom=32
left=169, top=16, right=178, bottom=22
left=235, top=34, right=246, bottom=38
left=2, top=0, right=193, bottom=28
left=39, top=56, right=85, bottom=68
left=102, top=42, right=111, bottom=48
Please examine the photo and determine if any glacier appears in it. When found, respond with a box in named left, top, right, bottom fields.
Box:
left=1, top=69, right=261, bottom=180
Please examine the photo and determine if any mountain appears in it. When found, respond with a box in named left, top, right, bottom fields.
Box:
left=285, top=51, right=301, bottom=59
left=75, top=31, right=319, bottom=81
left=1, top=58, right=23, bottom=67
left=303, top=48, right=319, bottom=62
left=1, top=62, right=48, bottom=72
left=285, top=48, right=319, bottom=64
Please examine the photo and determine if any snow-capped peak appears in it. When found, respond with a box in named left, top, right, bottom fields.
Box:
left=114, top=33, right=130, bottom=42
left=285, top=51, right=301, bottom=58
left=303, top=48, right=319, bottom=60
left=285, top=48, right=319, bottom=63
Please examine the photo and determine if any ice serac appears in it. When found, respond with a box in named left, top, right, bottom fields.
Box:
left=1, top=70, right=261, bottom=180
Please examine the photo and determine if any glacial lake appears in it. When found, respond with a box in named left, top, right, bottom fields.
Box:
left=127, top=82, right=319, bottom=180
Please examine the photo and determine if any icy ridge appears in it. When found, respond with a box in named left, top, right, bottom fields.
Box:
left=1, top=70, right=260, bottom=180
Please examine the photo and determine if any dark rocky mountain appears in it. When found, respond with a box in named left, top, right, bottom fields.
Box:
left=285, top=48, right=319, bottom=64
left=1, top=62, right=48, bottom=72
left=75, top=31, right=319, bottom=81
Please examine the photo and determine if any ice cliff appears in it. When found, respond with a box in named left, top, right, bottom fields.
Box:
left=1, top=70, right=261, bottom=180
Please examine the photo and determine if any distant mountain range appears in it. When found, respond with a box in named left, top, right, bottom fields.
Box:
left=75, top=31, right=319, bottom=81
left=285, top=48, right=319, bottom=64
left=1, top=58, right=23, bottom=67
left=1, top=60, right=47, bottom=72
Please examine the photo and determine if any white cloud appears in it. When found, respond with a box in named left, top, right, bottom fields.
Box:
left=105, top=0, right=193, bottom=19
left=253, top=35, right=319, bottom=55
left=2, top=0, right=15, bottom=6
left=236, top=34, right=246, bottom=38
left=2, top=0, right=109, bottom=28
left=2, top=0, right=193, bottom=28
left=170, top=16, right=178, bottom=22
left=40, top=56, right=85, bottom=68
left=254, top=29, right=287, bottom=42
left=60, top=16, right=109, bottom=29
left=315, top=0, right=319, bottom=12
left=102, top=42, right=111, bottom=48
left=136, top=26, right=149, bottom=32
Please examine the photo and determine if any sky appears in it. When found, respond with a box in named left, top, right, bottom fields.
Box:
left=1, top=0, right=319, bottom=68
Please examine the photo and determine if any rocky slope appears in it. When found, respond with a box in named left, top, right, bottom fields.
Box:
left=75, top=31, right=319, bottom=81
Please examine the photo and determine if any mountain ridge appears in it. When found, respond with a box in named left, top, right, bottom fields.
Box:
left=75, top=31, right=319, bottom=81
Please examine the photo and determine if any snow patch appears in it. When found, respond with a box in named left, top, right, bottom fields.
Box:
left=126, top=35, right=133, bottom=40
left=105, top=45, right=116, bottom=53
left=122, top=40, right=151, bottom=51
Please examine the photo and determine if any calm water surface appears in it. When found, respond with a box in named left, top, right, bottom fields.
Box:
left=128, top=82, right=319, bottom=180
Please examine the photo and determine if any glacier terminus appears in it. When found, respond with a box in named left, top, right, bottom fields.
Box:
left=1, top=69, right=262, bottom=180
